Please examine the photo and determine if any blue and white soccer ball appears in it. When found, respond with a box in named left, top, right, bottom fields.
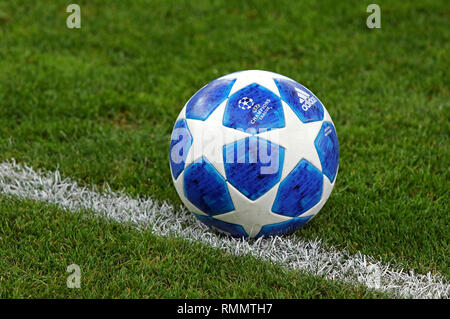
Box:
left=169, top=70, right=339, bottom=238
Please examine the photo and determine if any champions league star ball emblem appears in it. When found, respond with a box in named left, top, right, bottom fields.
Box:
left=238, top=97, right=254, bottom=110
left=169, top=70, right=339, bottom=238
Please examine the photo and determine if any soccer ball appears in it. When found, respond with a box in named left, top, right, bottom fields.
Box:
left=169, top=70, right=339, bottom=238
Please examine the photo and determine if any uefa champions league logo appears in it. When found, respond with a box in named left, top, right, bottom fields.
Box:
left=238, top=97, right=254, bottom=110
left=237, top=97, right=272, bottom=125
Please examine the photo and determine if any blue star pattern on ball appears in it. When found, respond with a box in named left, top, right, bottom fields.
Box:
left=223, top=136, right=285, bottom=201
left=314, top=121, right=339, bottom=183
left=272, top=159, right=323, bottom=217
left=170, top=70, right=339, bottom=238
left=169, top=119, right=193, bottom=180
left=223, top=83, right=285, bottom=133
left=183, top=157, right=235, bottom=215
left=186, top=78, right=236, bottom=121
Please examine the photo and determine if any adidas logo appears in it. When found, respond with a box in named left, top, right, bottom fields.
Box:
left=295, top=87, right=317, bottom=112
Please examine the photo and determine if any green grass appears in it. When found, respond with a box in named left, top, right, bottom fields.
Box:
left=0, top=0, right=449, bottom=297
left=0, top=196, right=386, bottom=298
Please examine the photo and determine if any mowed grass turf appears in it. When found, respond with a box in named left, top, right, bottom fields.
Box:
left=0, top=0, right=448, bottom=297
left=0, top=196, right=386, bottom=298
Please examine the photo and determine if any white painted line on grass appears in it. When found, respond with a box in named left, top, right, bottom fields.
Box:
left=0, top=159, right=448, bottom=299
